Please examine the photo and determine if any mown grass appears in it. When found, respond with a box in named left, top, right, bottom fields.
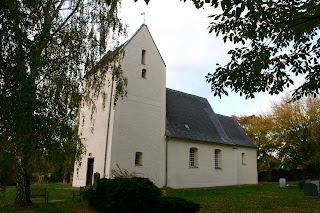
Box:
left=1, top=182, right=319, bottom=212
left=0, top=183, right=95, bottom=212
left=165, top=183, right=320, bottom=213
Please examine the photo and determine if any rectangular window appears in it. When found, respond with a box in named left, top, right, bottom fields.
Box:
left=142, top=69, right=147, bottom=78
left=215, top=151, right=219, bottom=168
left=189, top=148, right=198, bottom=167
left=190, top=149, right=195, bottom=167
left=141, top=49, right=146, bottom=64
left=135, top=152, right=143, bottom=166
left=242, top=153, right=246, bottom=165
left=215, top=149, right=222, bottom=169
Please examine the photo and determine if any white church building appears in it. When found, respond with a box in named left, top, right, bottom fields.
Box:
left=72, top=24, right=258, bottom=188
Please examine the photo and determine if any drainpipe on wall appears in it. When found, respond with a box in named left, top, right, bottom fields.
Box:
left=165, top=135, right=170, bottom=187
left=103, top=70, right=115, bottom=178
left=233, top=146, right=238, bottom=185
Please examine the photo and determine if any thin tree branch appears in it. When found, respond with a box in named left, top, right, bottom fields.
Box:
left=51, top=0, right=82, bottom=38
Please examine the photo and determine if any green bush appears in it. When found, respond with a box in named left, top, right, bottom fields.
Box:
left=298, top=180, right=305, bottom=190
left=84, top=176, right=201, bottom=213
left=84, top=177, right=162, bottom=213
left=160, top=196, right=201, bottom=213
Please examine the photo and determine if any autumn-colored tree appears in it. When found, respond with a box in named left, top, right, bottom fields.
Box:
left=0, top=0, right=126, bottom=207
left=272, top=96, right=320, bottom=170
left=234, top=114, right=281, bottom=170
left=235, top=96, right=320, bottom=171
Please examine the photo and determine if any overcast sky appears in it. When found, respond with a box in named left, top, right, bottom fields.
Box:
left=118, top=0, right=298, bottom=117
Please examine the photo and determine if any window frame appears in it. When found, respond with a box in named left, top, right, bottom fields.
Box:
left=242, top=153, right=246, bottom=165
left=189, top=147, right=198, bottom=168
left=135, top=152, right=143, bottom=166
left=141, top=49, right=146, bottom=65
left=141, top=69, right=147, bottom=79
left=215, top=149, right=222, bottom=169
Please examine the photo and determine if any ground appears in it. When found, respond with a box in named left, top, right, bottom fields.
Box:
left=1, top=182, right=319, bottom=212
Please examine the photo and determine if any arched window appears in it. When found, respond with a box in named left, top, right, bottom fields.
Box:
left=141, top=49, right=146, bottom=64
left=135, top=152, right=143, bottom=166
left=215, top=149, right=222, bottom=169
left=189, top=148, right=198, bottom=168
left=142, top=69, right=147, bottom=79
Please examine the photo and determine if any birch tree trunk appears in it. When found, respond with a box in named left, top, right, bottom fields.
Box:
left=14, top=158, right=33, bottom=207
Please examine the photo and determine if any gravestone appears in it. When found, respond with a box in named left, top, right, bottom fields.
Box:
left=279, top=178, right=286, bottom=188
left=306, top=179, right=312, bottom=184
left=304, top=183, right=319, bottom=198
left=311, top=181, right=320, bottom=193
left=93, top=172, right=100, bottom=190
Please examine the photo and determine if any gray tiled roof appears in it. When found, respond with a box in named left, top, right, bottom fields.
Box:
left=216, top=114, right=257, bottom=148
left=166, top=88, right=256, bottom=148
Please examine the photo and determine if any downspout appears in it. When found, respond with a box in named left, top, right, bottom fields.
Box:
left=103, top=70, right=115, bottom=178
left=233, top=146, right=238, bottom=185
left=165, top=136, right=170, bottom=187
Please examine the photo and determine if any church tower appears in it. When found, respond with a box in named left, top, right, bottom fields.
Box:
left=73, top=25, right=167, bottom=187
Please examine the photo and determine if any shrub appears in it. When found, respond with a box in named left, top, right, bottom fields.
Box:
left=160, top=196, right=201, bottom=213
left=298, top=180, right=305, bottom=190
left=111, top=164, right=139, bottom=178
left=84, top=177, right=162, bottom=213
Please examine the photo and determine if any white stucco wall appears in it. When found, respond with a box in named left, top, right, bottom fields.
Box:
left=236, top=147, right=258, bottom=185
left=72, top=72, right=115, bottom=187
left=167, top=138, right=258, bottom=188
left=73, top=25, right=166, bottom=187
left=167, top=138, right=238, bottom=188
left=106, top=25, right=166, bottom=187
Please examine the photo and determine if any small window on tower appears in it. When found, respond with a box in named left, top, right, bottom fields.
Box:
left=142, top=69, right=147, bottom=79
left=141, top=49, right=146, bottom=64
left=135, top=152, right=143, bottom=166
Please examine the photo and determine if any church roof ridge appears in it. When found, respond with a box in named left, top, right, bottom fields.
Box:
left=121, top=24, right=166, bottom=66
left=166, top=88, right=207, bottom=100
left=120, top=24, right=146, bottom=51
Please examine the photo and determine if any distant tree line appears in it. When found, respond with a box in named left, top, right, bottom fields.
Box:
left=234, top=96, right=320, bottom=173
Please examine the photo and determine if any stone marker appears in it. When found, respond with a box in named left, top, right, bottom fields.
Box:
left=304, top=183, right=319, bottom=198
left=306, top=179, right=312, bottom=184
left=311, top=181, right=320, bottom=193
left=93, top=172, right=100, bottom=190
left=279, top=178, right=286, bottom=188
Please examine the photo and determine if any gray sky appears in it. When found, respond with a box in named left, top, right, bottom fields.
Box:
left=119, top=0, right=299, bottom=116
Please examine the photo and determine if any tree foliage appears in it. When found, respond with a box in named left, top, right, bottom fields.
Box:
left=0, top=0, right=126, bottom=207
left=234, top=114, right=281, bottom=170
left=187, top=0, right=320, bottom=100
left=272, top=96, right=320, bottom=170
left=235, top=96, right=320, bottom=171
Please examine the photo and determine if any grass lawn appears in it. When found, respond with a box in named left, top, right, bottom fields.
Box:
left=0, top=183, right=95, bottom=212
left=1, top=182, right=319, bottom=212
left=166, top=183, right=320, bottom=213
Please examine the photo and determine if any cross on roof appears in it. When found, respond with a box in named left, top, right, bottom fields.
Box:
left=141, top=12, right=147, bottom=24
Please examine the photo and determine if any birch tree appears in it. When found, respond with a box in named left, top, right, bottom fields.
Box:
left=0, top=0, right=126, bottom=207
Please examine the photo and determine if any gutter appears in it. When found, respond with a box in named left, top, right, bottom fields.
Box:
left=165, top=135, right=170, bottom=187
